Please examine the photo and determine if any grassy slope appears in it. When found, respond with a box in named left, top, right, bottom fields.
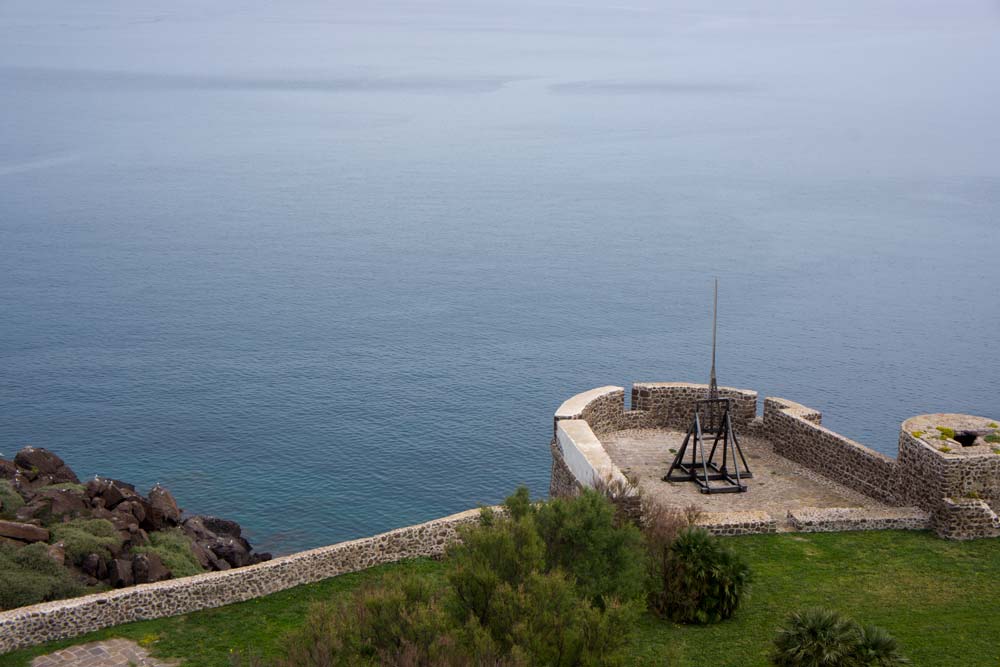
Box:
left=1, top=531, right=997, bottom=667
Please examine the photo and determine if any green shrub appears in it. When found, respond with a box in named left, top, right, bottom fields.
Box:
left=134, top=528, right=204, bottom=578
left=532, top=489, right=647, bottom=606
left=274, top=488, right=647, bottom=666
left=984, top=434, right=1000, bottom=444
left=0, top=480, right=25, bottom=519
left=276, top=572, right=502, bottom=667
left=0, top=542, right=83, bottom=610
left=938, top=446, right=952, bottom=453
left=909, top=431, right=923, bottom=439
left=771, top=607, right=908, bottom=666
left=988, top=422, right=998, bottom=428
left=446, top=500, right=545, bottom=625
left=50, top=518, right=121, bottom=565
left=651, top=526, right=750, bottom=624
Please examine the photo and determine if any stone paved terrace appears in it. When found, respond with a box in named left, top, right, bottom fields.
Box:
left=30, top=639, right=178, bottom=667
left=602, top=428, right=894, bottom=528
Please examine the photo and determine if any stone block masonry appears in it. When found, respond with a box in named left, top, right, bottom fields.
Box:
left=551, top=381, right=1000, bottom=542
left=0, top=508, right=487, bottom=655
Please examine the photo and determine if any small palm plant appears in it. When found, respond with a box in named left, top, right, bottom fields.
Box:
left=771, top=608, right=908, bottom=667
left=854, top=624, right=909, bottom=667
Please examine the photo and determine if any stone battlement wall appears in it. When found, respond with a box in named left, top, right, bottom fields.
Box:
left=0, top=508, right=488, bottom=655
left=763, top=397, right=898, bottom=505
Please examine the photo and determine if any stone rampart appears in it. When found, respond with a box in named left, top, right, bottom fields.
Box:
left=550, top=382, right=1000, bottom=541
left=0, top=508, right=488, bottom=655
left=763, top=397, right=898, bottom=505
left=631, top=382, right=758, bottom=429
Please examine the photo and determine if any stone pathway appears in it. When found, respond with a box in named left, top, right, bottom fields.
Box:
left=31, top=639, right=179, bottom=667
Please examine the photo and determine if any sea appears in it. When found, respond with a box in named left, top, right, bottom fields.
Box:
left=2, top=0, right=998, bottom=553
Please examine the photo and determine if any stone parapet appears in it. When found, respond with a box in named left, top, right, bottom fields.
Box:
left=0, top=508, right=489, bottom=655
left=763, top=397, right=897, bottom=505
left=631, top=382, right=758, bottom=429
left=787, top=507, right=930, bottom=533
left=696, top=511, right=776, bottom=536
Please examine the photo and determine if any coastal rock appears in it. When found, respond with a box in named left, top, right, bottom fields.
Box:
left=0, top=519, right=50, bottom=543
left=86, top=478, right=139, bottom=509
left=200, top=516, right=242, bottom=538
left=13, top=447, right=79, bottom=485
left=132, top=553, right=171, bottom=584
left=36, top=488, right=88, bottom=518
left=108, top=558, right=134, bottom=588
left=0, top=459, right=16, bottom=480
left=147, top=485, right=181, bottom=528
left=208, top=537, right=252, bottom=568
left=80, top=553, right=108, bottom=580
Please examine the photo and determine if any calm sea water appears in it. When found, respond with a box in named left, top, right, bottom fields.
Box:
left=2, top=0, right=998, bottom=553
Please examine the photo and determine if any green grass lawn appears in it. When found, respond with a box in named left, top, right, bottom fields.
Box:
left=1, top=531, right=998, bottom=666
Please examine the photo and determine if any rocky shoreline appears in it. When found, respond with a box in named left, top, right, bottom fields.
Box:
left=0, top=446, right=270, bottom=602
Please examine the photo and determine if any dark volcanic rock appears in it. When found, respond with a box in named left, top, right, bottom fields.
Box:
left=133, top=552, right=171, bottom=584
left=0, top=459, right=16, bottom=480
left=109, top=558, right=135, bottom=588
left=200, top=516, right=242, bottom=538
left=36, top=488, right=88, bottom=519
left=208, top=537, right=251, bottom=568
left=13, top=447, right=79, bottom=484
left=81, top=553, right=108, bottom=580
left=0, top=519, right=50, bottom=542
left=147, top=485, right=181, bottom=528
left=86, top=478, right=139, bottom=509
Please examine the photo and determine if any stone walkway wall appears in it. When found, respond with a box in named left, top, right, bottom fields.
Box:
left=0, top=508, right=488, bottom=655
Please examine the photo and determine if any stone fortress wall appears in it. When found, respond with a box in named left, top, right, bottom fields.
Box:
left=550, top=382, right=1000, bottom=541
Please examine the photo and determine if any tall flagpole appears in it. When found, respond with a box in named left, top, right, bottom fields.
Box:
left=709, top=278, right=718, bottom=400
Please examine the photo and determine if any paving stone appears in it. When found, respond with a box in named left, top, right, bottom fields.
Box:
left=30, top=639, right=179, bottom=667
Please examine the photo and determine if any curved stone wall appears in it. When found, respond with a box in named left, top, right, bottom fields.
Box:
left=0, top=508, right=488, bottom=655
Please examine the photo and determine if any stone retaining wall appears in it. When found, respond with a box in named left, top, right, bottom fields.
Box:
left=0, top=508, right=488, bottom=655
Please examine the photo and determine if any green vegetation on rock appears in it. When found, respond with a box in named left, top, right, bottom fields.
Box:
left=935, top=426, right=955, bottom=440
left=0, top=542, right=83, bottom=611
left=49, top=519, right=121, bottom=565
left=0, top=480, right=25, bottom=519
left=134, top=528, right=204, bottom=579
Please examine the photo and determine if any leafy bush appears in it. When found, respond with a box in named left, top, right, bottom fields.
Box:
left=0, top=480, right=25, bottom=519
left=271, top=487, right=645, bottom=666
left=50, top=518, right=121, bottom=565
left=532, top=489, right=647, bottom=606
left=134, top=528, right=204, bottom=578
left=985, top=434, right=1000, bottom=444
left=0, top=542, right=83, bottom=610
left=649, top=526, right=750, bottom=624
left=771, top=607, right=908, bottom=666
